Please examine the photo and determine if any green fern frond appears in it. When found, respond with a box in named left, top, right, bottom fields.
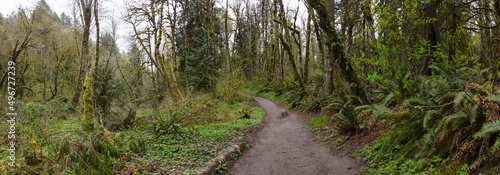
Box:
left=490, top=134, right=500, bottom=153
left=416, top=131, right=434, bottom=158
left=454, top=92, right=465, bottom=105
left=429, top=64, right=453, bottom=80
left=437, top=112, right=469, bottom=132
left=403, top=97, right=427, bottom=108
left=371, top=104, right=393, bottom=121
left=381, top=93, right=394, bottom=106
left=485, top=94, right=500, bottom=103
left=423, top=110, right=440, bottom=129
left=354, top=105, right=372, bottom=112
left=473, top=120, right=500, bottom=139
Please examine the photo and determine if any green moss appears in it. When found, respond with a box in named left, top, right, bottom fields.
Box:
left=83, top=76, right=94, bottom=132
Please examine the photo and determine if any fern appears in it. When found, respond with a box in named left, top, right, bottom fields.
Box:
left=423, top=110, right=440, bottom=129
left=437, top=112, right=469, bottom=132
left=381, top=93, right=394, bottom=106
left=453, top=92, right=465, bottom=105
left=429, top=64, right=454, bottom=80
left=416, top=131, right=434, bottom=158
left=473, top=120, right=500, bottom=139
left=354, top=105, right=371, bottom=112
left=371, top=104, right=392, bottom=121
left=485, top=94, right=500, bottom=103
left=491, top=134, right=500, bottom=153
left=403, top=97, right=428, bottom=108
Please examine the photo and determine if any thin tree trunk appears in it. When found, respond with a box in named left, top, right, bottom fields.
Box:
left=225, top=0, right=232, bottom=73
left=182, top=0, right=189, bottom=96
left=94, top=0, right=99, bottom=68
left=303, top=7, right=312, bottom=82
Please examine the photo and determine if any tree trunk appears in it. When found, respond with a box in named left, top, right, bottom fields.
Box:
left=70, top=0, right=94, bottom=111
left=419, top=0, right=439, bottom=75
left=308, top=0, right=359, bottom=93
left=94, top=0, right=99, bottom=68
left=303, top=8, right=312, bottom=82
left=277, top=0, right=303, bottom=88
left=362, top=0, right=375, bottom=71
left=401, top=9, right=410, bottom=68
left=313, top=14, right=331, bottom=94
left=225, top=0, right=232, bottom=73
left=182, top=0, right=189, bottom=96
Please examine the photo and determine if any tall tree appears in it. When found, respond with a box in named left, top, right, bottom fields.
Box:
left=307, top=0, right=360, bottom=93
left=225, top=0, right=232, bottom=73
left=94, top=0, right=100, bottom=68
left=276, top=0, right=304, bottom=88
left=0, top=10, right=32, bottom=92
left=70, top=0, right=95, bottom=131
left=70, top=0, right=94, bottom=112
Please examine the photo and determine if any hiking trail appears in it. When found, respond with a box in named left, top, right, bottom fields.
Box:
left=223, top=96, right=363, bottom=175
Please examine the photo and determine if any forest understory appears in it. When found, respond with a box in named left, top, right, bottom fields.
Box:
left=1, top=0, right=500, bottom=174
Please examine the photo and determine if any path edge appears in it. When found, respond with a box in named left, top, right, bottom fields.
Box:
left=191, top=142, right=245, bottom=175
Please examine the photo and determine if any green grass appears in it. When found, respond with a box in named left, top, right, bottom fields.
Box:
left=308, top=116, right=325, bottom=130
left=139, top=101, right=265, bottom=174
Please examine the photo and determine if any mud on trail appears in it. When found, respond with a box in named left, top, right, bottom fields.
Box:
left=223, top=97, right=363, bottom=175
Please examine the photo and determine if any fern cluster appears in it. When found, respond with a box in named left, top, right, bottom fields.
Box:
left=363, top=68, right=500, bottom=173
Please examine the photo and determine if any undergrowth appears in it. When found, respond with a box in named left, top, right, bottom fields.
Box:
left=0, top=93, right=264, bottom=174
left=245, top=64, right=500, bottom=174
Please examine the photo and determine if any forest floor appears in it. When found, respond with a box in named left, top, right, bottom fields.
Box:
left=222, top=96, right=364, bottom=175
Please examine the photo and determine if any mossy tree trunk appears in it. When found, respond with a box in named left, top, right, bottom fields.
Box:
left=71, top=0, right=94, bottom=111
left=307, top=0, right=360, bottom=94
left=276, top=0, right=304, bottom=89
left=82, top=76, right=94, bottom=132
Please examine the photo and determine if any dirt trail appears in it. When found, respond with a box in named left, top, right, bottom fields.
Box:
left=223, top=97, right=362, bottom=175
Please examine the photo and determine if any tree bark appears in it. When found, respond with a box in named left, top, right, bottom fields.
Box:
left=419, top=0, right=440, bottom=75
left=182, top=0, right=189, bottom=96
left=312, top=14, right=331, bottom=94
left=307, top=0, right=359, bottom=93
left=277, top=0, right=304, bottom=88
left=303, top=8, right=312, bottom=82
left=225, top=0, right=232, bottom=73
left=70, top=0, right=94, bottom=111
left=94, top=0, right=99, bottom=68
